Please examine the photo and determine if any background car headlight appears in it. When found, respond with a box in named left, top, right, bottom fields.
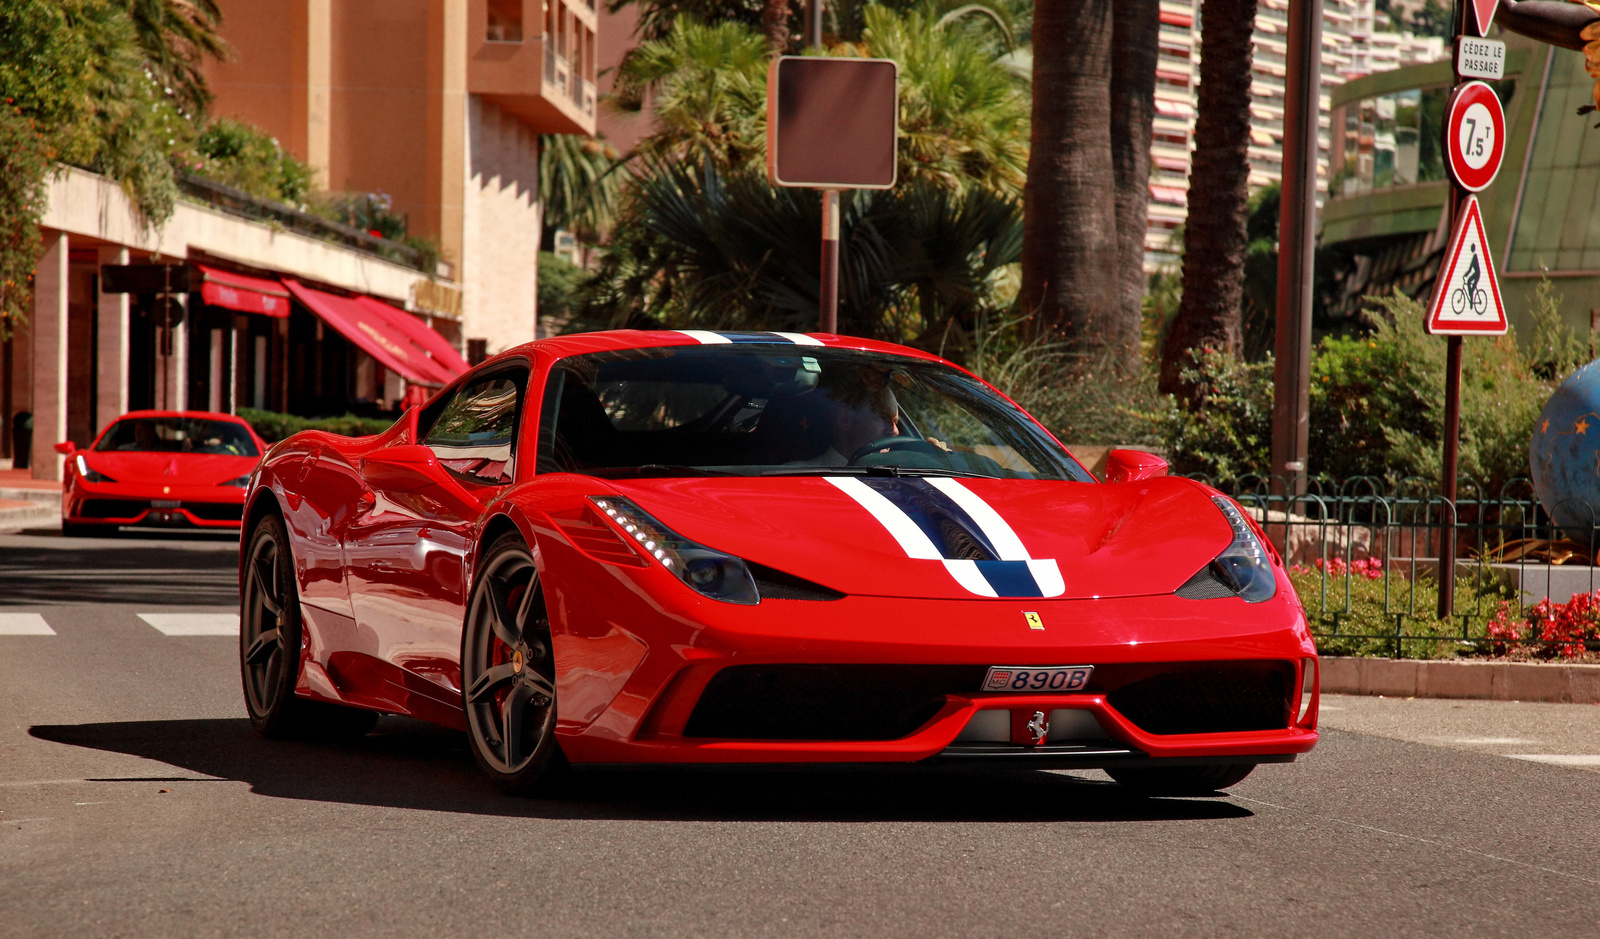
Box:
left=1206, top=496, right=1277, bottom=603
left=74, top=454, right=116, bottom=483
left=589, top=496, right=760, bottom=605
left=221, top=474, right=251, bottom=488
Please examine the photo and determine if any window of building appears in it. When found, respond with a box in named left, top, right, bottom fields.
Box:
left=487, top=0, right=522, bottom=42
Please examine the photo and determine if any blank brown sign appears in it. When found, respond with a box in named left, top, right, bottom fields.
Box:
left=767, top=57, right=898, bottom=189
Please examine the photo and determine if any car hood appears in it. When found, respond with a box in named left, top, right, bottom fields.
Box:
left=606, top=475, right=1234, bottom=600
left=82, top=451, right=260, bottom=486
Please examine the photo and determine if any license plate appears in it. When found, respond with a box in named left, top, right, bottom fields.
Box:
left=151, top=500, right=181, bottom=509
left=981, top=665, right=1094, bottom=693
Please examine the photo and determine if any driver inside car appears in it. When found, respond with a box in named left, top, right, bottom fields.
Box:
left=789, top=365, right=902, bottom=466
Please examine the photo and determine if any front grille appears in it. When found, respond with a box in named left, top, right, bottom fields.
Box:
left=184, top=502, right=244, bottom=521
left=1105, top=663, right=1293, bottom=735
left=80, top=499, right=149, bottom=519
left=685, top=664, right=986, bottom=740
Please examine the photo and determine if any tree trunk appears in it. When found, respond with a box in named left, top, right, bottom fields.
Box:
left=762, top=0, right=791, bottom=54
left=1019, top=0, right=1123, bottom=357
left=1160, top=0, right=1258, bottom=397
left=1109, top=0, right=1160, bottom=368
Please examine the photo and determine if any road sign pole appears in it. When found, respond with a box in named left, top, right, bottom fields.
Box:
left=1271, top=0, right=1322, bottom=497
left=1438, top=0, right=1470, bottom=619
left=820, top=188, right=840, bottom=333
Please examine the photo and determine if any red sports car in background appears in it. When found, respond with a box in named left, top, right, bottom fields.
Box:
left=239, top=330, right=1318, bottom=796
left=57, top=410, right=265, bottom=536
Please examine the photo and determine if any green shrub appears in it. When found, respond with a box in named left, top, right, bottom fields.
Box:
left=965, top=315, right=1161, bottom=447
left=1141, top=348, right=1274, bottom=480
left=238, top=408, right=394, bottom=444
left=1288, top=561, right=1520, bottom=659
left=186, top=117, right=312, bottom=205
left=1150, top=292, right=1558, bottom=492
left=538, top=251, right=587, bottom=324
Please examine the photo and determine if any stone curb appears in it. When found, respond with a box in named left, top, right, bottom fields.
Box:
left=1321, top=656, right=1600, bottom=704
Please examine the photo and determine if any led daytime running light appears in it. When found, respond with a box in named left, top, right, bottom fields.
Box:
left=588, top=496, right=759, bottom=604
left=1209, top=496, right=1276, bottom=603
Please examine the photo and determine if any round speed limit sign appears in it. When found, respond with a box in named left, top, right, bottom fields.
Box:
left=1445, top=80, right=1505, bottom=192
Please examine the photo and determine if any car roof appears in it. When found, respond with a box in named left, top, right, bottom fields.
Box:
left=494, top=329, right=951, bottom=366
left=110, top=410, right=255, bottom=424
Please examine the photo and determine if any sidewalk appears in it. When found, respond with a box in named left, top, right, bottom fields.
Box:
left=1321, top=656, right=1600, bottom=705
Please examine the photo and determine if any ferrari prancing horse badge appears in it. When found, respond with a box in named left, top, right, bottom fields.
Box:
left=1024, top=611, right=1044, bottom=630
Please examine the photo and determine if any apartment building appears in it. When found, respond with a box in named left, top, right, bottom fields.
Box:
left=205, top=0, right=600, bottom=357
left=1145, top=0, right=1447, bottom=267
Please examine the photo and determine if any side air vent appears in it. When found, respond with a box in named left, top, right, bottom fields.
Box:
left=1175, top=562, right=1238, bottom=600
left=551, top=506, right=648, bottom=567
left=748, top=562, right=845, bottom=601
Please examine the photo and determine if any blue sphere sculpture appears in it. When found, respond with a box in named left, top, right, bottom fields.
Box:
left=1531, top=359, right=1600, bottom=534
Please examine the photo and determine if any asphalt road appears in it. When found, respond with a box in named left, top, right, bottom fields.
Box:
left=4, top=526, right=1600, bottom=937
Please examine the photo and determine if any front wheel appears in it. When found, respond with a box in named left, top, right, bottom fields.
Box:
left=461, top=533, right=565, bottom=795
left=1106, top=763, right=1256, bottom=795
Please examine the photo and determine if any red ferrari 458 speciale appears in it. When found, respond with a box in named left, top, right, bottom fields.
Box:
left=239, top=330, right=1318, bottom=795
left=57, top=410, right=266, bottom=536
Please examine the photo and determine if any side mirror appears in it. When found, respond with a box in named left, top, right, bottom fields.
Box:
left=53, top=441, right=75, bottom=455
left=1104, top=449, right=1168, bottom=484
left=359, top=444, right=444, bottom=493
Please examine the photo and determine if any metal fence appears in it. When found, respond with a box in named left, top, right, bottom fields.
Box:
left=1189, top=474, right=1600, bottom=657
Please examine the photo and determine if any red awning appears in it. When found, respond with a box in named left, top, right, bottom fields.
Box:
left=197, top=265, right=291, bottom=317
left=282, top=280, right=457, bottom=387
left=354, top=296, right=469, bottom=375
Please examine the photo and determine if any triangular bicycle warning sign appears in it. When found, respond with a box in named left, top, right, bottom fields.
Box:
left=1426, top=196, right=1506, bottom=335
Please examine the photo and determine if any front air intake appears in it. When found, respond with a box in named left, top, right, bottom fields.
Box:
left=1105, top=663, right=1293, bottom=735
left=685, top=664, right=985, bottom=740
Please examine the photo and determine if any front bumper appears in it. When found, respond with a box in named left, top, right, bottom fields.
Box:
left=65, top=483, right=245, bottom=529
left=544, top=564, right=1320, bottom=766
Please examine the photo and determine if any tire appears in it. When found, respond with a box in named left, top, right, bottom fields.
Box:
left=1106, top=762, right=1256, bottom=795
left=240, top=512, right=378, bottom=740
left=461, top=532, right=566, bottom=796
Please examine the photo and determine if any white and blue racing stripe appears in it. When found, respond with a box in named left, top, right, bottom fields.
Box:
left=676, top=330, right=825, bottom=346
left=825, top=476, right=1065, bottom=599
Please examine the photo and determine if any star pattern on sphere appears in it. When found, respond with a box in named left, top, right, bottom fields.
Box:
left=1542, top=419, right=1551, bottom=434
left=1578, top=418, right=1591, bottom=435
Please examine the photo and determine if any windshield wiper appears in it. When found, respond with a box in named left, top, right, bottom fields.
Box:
left=591, top=464, right=737, bottom=478
left=761, top=465, right=998, bottom=479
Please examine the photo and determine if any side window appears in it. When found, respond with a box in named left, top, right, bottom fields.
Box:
left=423, top=368, right=527, bottom=485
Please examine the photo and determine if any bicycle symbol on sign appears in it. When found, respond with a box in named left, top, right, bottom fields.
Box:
left=1451, top=244, right=1488, bottom=316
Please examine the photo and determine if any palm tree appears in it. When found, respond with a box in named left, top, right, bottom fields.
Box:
left=1018, top=1, right=1120, bottom=354
left=1159, top=0, right=1258, bottom=397
left=121, top=0, right=230, bottom=116
left=762, top=0, right=792, bottom=53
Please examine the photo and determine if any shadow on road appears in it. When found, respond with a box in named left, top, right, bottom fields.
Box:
left=30, top=717, right=1253, bottom=823
left=0, top=530, right=238, bottom=606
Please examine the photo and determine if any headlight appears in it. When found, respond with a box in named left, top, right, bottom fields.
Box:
left=221, top=474, right=251, bottom=488
left=1176, top=496, right=1277, bottom=603
left=589, top=496, right=759, bottom=605
left=74, top=454, right=116, bottom=483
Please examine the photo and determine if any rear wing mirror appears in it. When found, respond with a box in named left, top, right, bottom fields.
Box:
left=53, top=441, right=75, bottom=455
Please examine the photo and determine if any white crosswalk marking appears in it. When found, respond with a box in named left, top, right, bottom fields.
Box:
left=137, top=613, right=239, bottom=636
left=1505, top=754, right=1600, bottom=767
left=0, top=613, right=55, bottom=635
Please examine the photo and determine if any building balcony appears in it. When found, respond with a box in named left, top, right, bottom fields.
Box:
left=468, top=0, right=596, bottom=136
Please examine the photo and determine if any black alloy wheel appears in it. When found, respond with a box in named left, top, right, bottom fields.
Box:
left=1106, top=762, right=1256, bottom=795
left=462, top=532, right=565, bottom=795
left=240, top=512, right=377, bottom=738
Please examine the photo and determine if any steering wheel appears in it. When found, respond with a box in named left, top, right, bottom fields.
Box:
left=848, top=435, right=941, bottom=465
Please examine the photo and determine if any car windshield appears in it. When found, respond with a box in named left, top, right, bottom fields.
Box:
left=535, top=346, right=1092, bottom=481
left=95, top=417, right=259, bottom=457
